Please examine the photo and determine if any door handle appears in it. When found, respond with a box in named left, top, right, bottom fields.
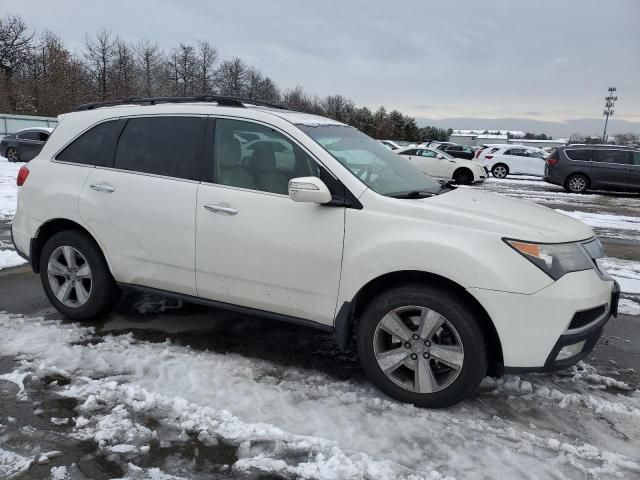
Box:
left=204, top=203, right=238, bottom=215
left=90, top=183, right=115, bottom=193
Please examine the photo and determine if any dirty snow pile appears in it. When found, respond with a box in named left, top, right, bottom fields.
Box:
left=1, top=313, right=640, bottom=479
left=0, top=156, right=20, bottom=220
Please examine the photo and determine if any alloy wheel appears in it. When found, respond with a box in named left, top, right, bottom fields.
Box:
left=568, top=176, right=586, bottom=193
left=47, top=246, right=93, bottom=308
left=373, top=306, right=464, bottom=394
left=492, top=165, right=507, bottom=178
left=6, top=148, right=19, bottom=162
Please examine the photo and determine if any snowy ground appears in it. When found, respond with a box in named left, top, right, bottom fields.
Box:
left=1, top=163, right=640, bottom=479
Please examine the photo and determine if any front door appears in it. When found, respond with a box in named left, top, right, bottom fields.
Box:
left=196, top=118, right=345, bottom=325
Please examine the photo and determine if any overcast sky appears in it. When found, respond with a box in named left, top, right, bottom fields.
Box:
left=9, top=0, right=640, bottom=135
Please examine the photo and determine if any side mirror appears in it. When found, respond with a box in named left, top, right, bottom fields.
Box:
left=288, top=176, right=332, bottom=204
left=436, top=154, right=445, bottom=159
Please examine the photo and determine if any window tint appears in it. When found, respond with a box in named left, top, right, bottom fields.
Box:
left=56, top=121, right=116, bottom=165
left=399, top=149, right=418, bottom=155
left=634, top=151, right=640, bottom=166
left=489, top=147, right=500, bottom=154
left=565, top=149, right=593, bottom=161
left=213, top=119, right=319, bottom=195
left=114, top=117, right=202, bottom=180
left=39, top=132, right=49, bottom=141
left=595, top=149, right=631, bottom=165
left=18, top=131, right=40, bottom=141
left=419, top=149, right=438, bottom=157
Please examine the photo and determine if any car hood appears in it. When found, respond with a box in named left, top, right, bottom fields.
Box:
left=418, top=187, right=594, bottom=243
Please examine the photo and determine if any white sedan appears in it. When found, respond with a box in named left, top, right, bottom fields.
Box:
left=396, top=146, right=487, bottom=185
left=482, top=146, right=548, bottom=178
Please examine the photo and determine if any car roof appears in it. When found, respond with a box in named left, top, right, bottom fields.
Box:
left=16, top=127, right=54, bottom=134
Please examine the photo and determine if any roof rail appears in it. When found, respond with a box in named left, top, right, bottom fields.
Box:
left=73, top=95, right=290, bottom=112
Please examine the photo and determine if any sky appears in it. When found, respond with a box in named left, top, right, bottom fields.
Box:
left=6, top=0, right=640, bottom=136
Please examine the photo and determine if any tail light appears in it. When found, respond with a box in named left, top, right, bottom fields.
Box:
left=485, top=155, right=493, bottom=160
left=546, top=149, right=559, bottom=166
left=16, top=165, right=30, bottom=186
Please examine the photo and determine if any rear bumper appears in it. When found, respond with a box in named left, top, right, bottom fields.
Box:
left=468, top=269, right=617, bottom=370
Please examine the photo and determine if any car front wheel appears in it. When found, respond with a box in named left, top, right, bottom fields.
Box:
left=40, top=230, right=120, bottom=320
left=357, top=284, right=487, bottom=408
left=6, top=147, right=19, bottom=162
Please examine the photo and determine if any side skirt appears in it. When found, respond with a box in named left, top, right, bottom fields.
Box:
left=117, top=282, right=335, bottom=334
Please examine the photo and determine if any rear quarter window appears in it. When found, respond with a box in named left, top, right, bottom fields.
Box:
left=56, top=121, right=117, bottom=165
left=565, top=149, right=593, bottom=161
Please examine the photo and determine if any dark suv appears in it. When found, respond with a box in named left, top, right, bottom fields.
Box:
left=544, top=145, right=640, bottom=193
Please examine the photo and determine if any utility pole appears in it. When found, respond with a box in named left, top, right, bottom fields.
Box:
left=603, top=87, right=617, bottom=143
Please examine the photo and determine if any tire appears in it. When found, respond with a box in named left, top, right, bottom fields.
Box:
left=491, top=163, right=508, bottom=179
left=39, top=230, right=120, bottom=320
left=564, top=174, right=589, bottom=194
left=357, top=284, right=487, bottom=408
left=453, top=168, right=474, bottom=185
left=6, top=147, right=19, bottom=162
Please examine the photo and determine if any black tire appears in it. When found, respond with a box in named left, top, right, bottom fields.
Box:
left=6, top=147, right=19, bottom=162
left=453, top=168, right=474, bottom=185
left=564, top=173, right=589, bottom=194
left=39, top=230, right=120, bottom=320
left=357, top=284, right=487, bottom=408
left=491, top=163, right=509, bottom=179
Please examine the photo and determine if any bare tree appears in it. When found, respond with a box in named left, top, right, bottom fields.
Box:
left=174, top=44, right=196, bottom=96
left=244, top=67, right=263, bottom=99
left=84, top=28, right=116, bottom=100
left=0, top=14, right=34, bottom=111
left=196, top=40, right=217, bottom=94
left=282, top=85, right=312, bottom=111
left=136, top=39, right=162, bottom=97
left=214, top=57, right=248, bottom=96
left=111, top=38, right=137, bottom=98
left=613, top=132, right=639, bottom=146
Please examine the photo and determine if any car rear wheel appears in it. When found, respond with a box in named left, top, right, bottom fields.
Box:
left=453, top=168, right=474, bottom=185
left=357, top=284, right=487, bottom=408
left=40, top=230, right=120, bottom=320
left=6, top=147, right=19, bottom=162
left=565, top=174, right=589, bottom=193
left=491, top=163, right=508, bottom=179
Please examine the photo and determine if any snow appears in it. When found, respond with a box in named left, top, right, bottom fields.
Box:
left=0, top=248, right=26, bottom=270
left=557, top=210, right=640, bottom=233
left=1, top=313, right=640, bottom=479
left=0, top=157, right=20, bottom=220
left=602, top=257, right=640, bottom=295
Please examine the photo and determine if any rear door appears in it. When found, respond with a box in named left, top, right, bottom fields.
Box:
left=502, top=148, right=528, bottom=174
left=630, top=151, right=640, bottom=192
left=79, top=115, right=204, bottom=296
left=591, top=149, right=632, bottom=190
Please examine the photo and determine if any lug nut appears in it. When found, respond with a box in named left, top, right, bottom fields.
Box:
left=412, top=334, right=420, bottom=340
left=424, top=340, right=431, bottom=347
left=410, top=353, right=418, bottom=360
left=404, top=342, right=411, bottom=349
left=423, top=352, right=430, bottom=359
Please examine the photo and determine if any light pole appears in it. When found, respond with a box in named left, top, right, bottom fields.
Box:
left=603, top=87, right=617, bottom=143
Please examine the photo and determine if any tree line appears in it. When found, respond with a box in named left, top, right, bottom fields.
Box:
left=0, top=14, right=450, bottom=142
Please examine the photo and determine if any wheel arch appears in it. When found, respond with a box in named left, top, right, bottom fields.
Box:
left=564, top=172, right=591, bottom=189
left=31, top=218, right=111, bottom=275
left=337, top=269, right=504, bottom=376
left=452, top=166, right=473, bottom=182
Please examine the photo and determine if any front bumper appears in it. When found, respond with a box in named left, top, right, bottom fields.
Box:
left=468, top=269, right=618, bottom=370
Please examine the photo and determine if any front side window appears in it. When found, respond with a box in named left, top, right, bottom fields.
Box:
left=18, top=131, right=41, bottom=141
left=56, top=121, right=117, bottom=165
left=595, top=149, right=631, bottom=165
left=399, top=149, right=418, bottom=156
left=214, top=119, right=319, bottom=195
left=419, top=149, right=438, bottom=158
left=298, top=124, right=443, bottom=197
left=114, top=116, right=202, bottom=180
left=634, top=151, right=640, bottom=166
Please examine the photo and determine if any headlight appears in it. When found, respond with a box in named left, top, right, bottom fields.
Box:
left=504, top=239, right=599, bottom=280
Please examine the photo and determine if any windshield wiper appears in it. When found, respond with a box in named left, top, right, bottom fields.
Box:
left=437, top=180, right=456, bottom=194
left=388, top=190, right=436, bottom=199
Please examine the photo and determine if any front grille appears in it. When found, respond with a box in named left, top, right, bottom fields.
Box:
left=569, top=305, right=606, bottom=330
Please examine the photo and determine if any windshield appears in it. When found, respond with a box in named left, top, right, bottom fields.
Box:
left=297, top=124, right=442, bottom=196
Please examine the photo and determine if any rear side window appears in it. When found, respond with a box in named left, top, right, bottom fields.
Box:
left=565, top=149, right=593, bottom=161
left=594, top=149, right=631, bottom=164
left=56, top=121, right=116, bottom=165
left=114, top=117, right=203, bottom=180
left=399, top=149, right=418, bottom=155
left=18, top=131, right=40, bottom=141
left=634, top=151, right=640, bottom=166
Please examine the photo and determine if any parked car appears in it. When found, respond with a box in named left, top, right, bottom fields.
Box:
left=379, top=140, right=402, bottom=150
left=544, top=145, right=640, bottom=193
left=436, top=144, right=476, bottom=160
left=396, top=146, right=487, bottom=184
left=474, top=144, right=512, bottom=161
left=12, top=97, right=619, bottom=408
left=483, top=146, right=547, bottom=178
left=1, top=127, right=53, bottom=162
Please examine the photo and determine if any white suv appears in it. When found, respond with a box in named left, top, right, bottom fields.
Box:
left=11, top=97, right=619, bottom=408
left=482, top=146, right=548, bottom=178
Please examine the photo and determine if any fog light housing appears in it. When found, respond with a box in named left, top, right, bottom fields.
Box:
left=556, top=340, right=586, bottom=360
